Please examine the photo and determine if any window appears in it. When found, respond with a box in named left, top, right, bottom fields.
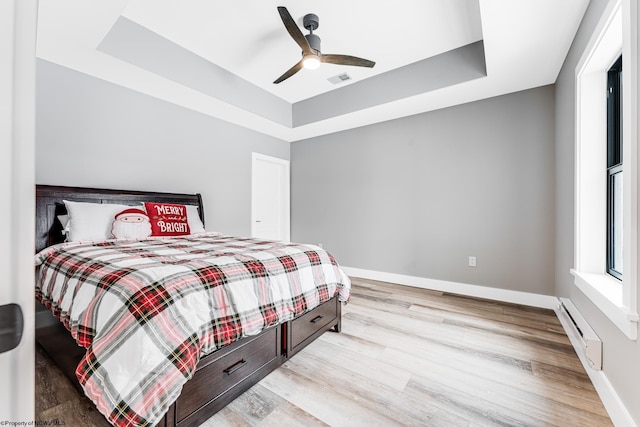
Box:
left=606, top=55, right=622, bottom=279
left=573, top=0, right=638, bottom=340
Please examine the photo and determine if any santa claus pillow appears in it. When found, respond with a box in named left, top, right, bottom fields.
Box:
left=111, top=208, right=152, bottom=240
left=144, top=202, right=191, bottom=236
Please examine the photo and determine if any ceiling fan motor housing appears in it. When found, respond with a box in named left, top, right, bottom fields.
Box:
left=305, top=33, right=321, bottom=53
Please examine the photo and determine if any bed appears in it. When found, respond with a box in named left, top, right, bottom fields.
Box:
left=34, top=185, right=350, bottom=427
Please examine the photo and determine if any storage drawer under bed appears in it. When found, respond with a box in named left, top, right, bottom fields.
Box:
left=289, top=297, right=339, bottom=356
left=174, top=325, right=283, bottom=425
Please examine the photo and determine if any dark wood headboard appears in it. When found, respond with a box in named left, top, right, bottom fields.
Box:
left=35, top=185, right=204, bottom=253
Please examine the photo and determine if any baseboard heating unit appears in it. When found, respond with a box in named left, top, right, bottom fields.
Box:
left=555, top=297, right=602, bottom=371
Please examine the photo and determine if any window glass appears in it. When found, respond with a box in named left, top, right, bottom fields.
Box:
left=607, top=55, right=622, bottom=279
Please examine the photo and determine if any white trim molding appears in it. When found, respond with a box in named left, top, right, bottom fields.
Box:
left=341, top=266, right=557, bottom=309
left=572, top=269, right=639, bottom=339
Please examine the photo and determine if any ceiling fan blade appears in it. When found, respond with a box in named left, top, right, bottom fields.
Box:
left=321, top=54, right=376, bottom=68
left=277, top=6, right=313, bottom=55
left=274, top=60, right=304, bottom=84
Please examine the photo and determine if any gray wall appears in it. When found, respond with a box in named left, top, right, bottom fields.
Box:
left=36, top=59, right=290, bottom=236
left=292, top=86, right=556, bottom=295
left=555, top=0, right=640, bottom=424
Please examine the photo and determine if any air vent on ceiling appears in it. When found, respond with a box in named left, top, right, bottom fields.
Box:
left=328, top=73, right=351, bottom=85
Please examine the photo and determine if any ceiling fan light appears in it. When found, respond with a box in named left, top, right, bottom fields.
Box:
left=302, top=54, right=321, bottom=70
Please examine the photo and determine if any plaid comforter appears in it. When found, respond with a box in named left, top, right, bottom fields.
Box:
left=35, top=232, right=350, bottom=427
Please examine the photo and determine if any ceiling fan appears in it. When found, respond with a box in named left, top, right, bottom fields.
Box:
left=273, top=6, right=376, bottom=84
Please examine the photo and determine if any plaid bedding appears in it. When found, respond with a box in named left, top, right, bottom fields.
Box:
left=35, top=232, right=350, bottom=427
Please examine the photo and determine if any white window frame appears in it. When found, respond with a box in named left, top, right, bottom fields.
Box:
left=573, top=0, right=639, bottom=340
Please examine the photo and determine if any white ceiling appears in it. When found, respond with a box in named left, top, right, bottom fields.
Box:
left=36, top=0, right=589, bottom=142
left=122, top=0, right=484, bottom=103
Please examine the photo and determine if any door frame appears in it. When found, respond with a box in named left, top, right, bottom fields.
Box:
left=251, top=152, right=290, bottom=242
left=0, top=0, right=37, bottom=421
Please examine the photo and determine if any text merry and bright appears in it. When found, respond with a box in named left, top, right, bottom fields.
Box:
left=157, top=220, right=188, bottom=233
left=153, top=205, right=185, bottom=216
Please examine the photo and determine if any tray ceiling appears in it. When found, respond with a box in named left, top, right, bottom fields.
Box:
left=36, top=0, right=589, bottom=142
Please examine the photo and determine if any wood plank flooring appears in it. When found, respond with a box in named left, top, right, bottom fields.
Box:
left=35, top=278, right=613, bottom=426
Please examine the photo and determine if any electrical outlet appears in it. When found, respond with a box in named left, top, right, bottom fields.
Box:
left=468, top=256, right=477, bottom=267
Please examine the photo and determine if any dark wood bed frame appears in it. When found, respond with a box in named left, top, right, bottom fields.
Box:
left=35, top=185, right=342, bottom=427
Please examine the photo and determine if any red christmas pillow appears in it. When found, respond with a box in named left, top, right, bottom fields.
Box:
left=144, top=202, right=191, bottom=236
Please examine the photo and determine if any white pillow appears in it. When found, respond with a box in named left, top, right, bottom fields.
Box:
left=63, top=200, right=138, bottom=242
left=186, top=205, right=206, bottom=233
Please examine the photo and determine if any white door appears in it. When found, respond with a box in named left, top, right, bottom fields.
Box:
left=0, top=0, right=36, bottom=421
left=251, top=153, right=290, bottom=241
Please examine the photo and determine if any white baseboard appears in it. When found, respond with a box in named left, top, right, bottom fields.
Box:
left=341, top=266, right=557, bottom=309
left=555, top=305, right=637, bottom=427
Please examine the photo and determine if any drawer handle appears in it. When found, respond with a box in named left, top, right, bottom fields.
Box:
left=310, top=315, right=324, bottom=324
left=223, top=359, right=247, bottom=375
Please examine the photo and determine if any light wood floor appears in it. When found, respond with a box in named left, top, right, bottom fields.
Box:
left=36, top=278, right=613, bottom=426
